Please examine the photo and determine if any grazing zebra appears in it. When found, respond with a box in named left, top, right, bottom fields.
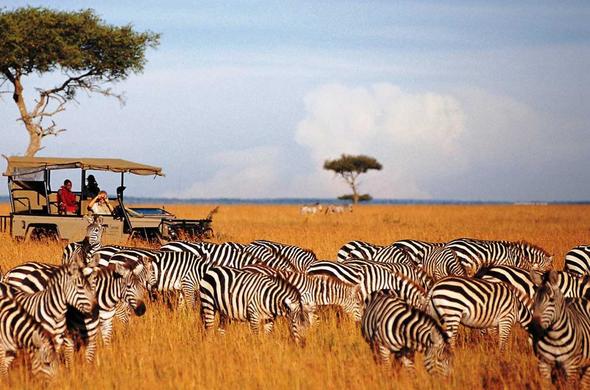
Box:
left=564, top=245, right=590, bottom=278
left=61, top=215, right=105, bottom=265
left=530, top=271, right=590, bottom=386
left=161, top=241, right=260, bottom=269
left=445, top=238, right=535, bottom=276
left=0, top=293, right=58, bottom=378
left=391, top=239, right=445, bottom=265
left=152, top=251, right=210, bottom=308
left=244, top=245, right=299, bottom=272
left=306, top=261, right=362, bottom=285
left=361, top=290, right=452, bottom=376
left=276, top=270, right=363, bottom=322
left=427, top=276, right=530, bottom=350
left=1, top=261, right=96, bottom=360
left=199, top=266, right=314, bottom=345
left=336, top=240, right=382, bottom=262
left=371, top=244, right=413, bottom=265
left=477, top=266, right=590, bottom=300
left=248, top=240, right=317, bottom=272
left=418, top=246, right=466, bottom=280
left=300, top=203, right=323, bottom=215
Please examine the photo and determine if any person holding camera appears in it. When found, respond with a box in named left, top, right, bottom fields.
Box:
left=87, top=190, right=114, bottom=215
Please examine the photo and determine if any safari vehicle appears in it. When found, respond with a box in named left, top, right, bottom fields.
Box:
left=1, top=156, right=213, bottom=242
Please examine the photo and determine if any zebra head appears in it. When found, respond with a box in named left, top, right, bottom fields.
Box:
left=114, top=261, right=147, bottom=317
left=424, top=327, right=452, bottom=377
left=283, top=297, right=314, bottom=347
left=30, top=330, right=58, bottom=378
left=346, top=284, right=364, bottom=322
left=63, top=261, right=98, bottom=314
left=531, top=270, right=564, bottom=333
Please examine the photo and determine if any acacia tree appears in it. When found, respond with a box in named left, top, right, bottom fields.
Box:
left=323, top=154, right=383, bottom=204
left=0, top=7, right=160, bottom=156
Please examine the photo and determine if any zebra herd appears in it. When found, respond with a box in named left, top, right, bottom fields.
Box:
left=2, top=218, right=590, bottom=386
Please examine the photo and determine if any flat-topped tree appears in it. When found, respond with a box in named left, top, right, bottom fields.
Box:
left=323, top=154, right=383, bottom=204
left=0, top=7, right=160, bottom=156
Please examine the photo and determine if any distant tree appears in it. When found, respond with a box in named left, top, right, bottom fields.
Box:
left=338, top=194, right=373, bottom=203
left=0, top=7, right=160, bottom=156
left=323, top=154, right=383, bottom=204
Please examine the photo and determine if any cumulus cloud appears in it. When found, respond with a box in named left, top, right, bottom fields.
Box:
left=294, top=83, right=466, bottom=198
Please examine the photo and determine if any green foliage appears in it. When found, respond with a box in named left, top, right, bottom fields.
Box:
left=337, top=194, right=373, bottom=202
left=323, top=154, right=383, bottom=174
left=0, top=6, right=160, bottom=90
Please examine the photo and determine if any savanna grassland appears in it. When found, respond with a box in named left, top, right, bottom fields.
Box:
left=0, top=203, right=588, bottom=390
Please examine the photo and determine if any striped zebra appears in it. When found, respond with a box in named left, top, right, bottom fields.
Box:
left=426, top=276, right=531, bottom=350
left=531, top=271, right=590, bottom=386
left=341, top=258, right=432, bottom=292
left=564, top=245, right=590, bottom=277
left=276, top=270, right=363, bottom=322
left=199, top=266, right=314, bottom=345
left=0, top=293, right=58, bottom=377
left=152, top=251, right=210, bottom=308
left=243, top=245, right=298, bottom=272
left=5, top=260, right=147, bottom=363
left=418, top=246, right=466, bottom=280
left=476, top=266, right=590, bottom=300
left=61, top=215, right=105, bottom=265
left=65, top=260, right=148, bottom=363
left=248, top=240, right=317, bottom=272
left=336, top=240, right=382, bottom=262
left=371, top=244, right=413, bottom=265
left=361, top=290, right=452, bottom=376
left=306, top=261, right=362, bottom=285
left=161, top=241, right=260, bottom=268
left=391, top=239, right=445, bottom=265
left=1, top=261, right=96, bottom=359
left=445, top=238, right=534, bottom=276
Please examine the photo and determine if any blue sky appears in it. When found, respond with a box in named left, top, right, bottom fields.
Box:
left=1, top=1, right=589, bottom=200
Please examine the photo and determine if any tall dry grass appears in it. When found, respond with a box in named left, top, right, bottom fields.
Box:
left=0, top=203, right=588, bottom=389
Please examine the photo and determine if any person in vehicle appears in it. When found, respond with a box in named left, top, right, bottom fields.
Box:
left=86, top=174, right=100, bottom=198
left=87, top=190, right=114, bottom=215
left=57, top=179, right=78, bottom=215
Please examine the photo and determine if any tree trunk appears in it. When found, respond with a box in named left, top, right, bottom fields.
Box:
left=12, top=74, right=42, bottom=156
left=351, top=180, right=359, bottom=205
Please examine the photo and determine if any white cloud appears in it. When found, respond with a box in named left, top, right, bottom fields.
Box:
left=169, top=146, right=283, bottom=198
left=294, top=83, right=466, bottom=198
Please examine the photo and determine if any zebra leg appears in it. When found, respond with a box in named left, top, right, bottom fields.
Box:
left=263, top=320, right=275, bottom=334
left=562, top=360, right=581, bottom=385
left=497, top=317, right=514, bottom=351
left=63, top=335, right=75, bottom=367
left=247, top=305, right=262, bottom=335
left=84, top=318, right=100, bottom=363
left=374, top=343, right=391, bottom=364
left=99, top=309, right=117, bottom=346
left=180, top=283, right=196, bottom=309
left=442, top=316, right=460, bottom=348
left=580, top=366, right=590, bottom=388
left=537, top=360, right=553, bottom=382
left=217, top=314, right=228, bottom=335
left=200, top=300, right=216, bottom=332
left=0, top=348, right=10, bottom=376
left=399, top=353, right=416, bottom=373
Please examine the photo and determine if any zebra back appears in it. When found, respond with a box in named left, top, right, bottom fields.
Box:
left=419, top=246, right=466, bottom=280
left=564, top=245, right=590, bottom=277
left=249, top=240, right=317, bottom=272
left=336, top=240, right=382, bottom=262
left=391, top=239, right=445, bottom=264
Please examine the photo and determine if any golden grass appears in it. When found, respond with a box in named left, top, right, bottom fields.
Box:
left=0, top=203, right=589, bottom=389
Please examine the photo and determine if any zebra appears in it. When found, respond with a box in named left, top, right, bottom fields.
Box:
left=445, top=238, right=535, bottom=276
left=476, top=266, right=590, bottom=300
left=371, top=244, right=413, bottom=265
left=391, top=239, right=445, bottom=265
left=65, top=260, right=148, bottom=363
left=243, top=245, right=299, bottom=272
left=336, top=240, right=382, bottom=262
left=0, top=293, right=58, bottom=378
left=275, top=270, right=363, bottom=323
left=161, top=241, right=260, bottom=269
left=152, top=251, right=210, bottom=308
left=306, top=261, right=362, bottom=285
left=300, top=203, right=323, bottom=215
left=361, top=290, right=452, bottom=376
left=426, top=276, right=531, bottom=350
left=199, top=266, right=314, bottom=345
left=61, top=215, right=105, bottom=265
left=530, top=270, right=590, bottom=386
left=418, top=246, right=466, bottom=280
left=1, top=261, right=97, bottom=360
left=248, top=240, right=317, bottom=272
left=5, top=259, right=147, bottom=363
left=564, top=245, right=590, bottom=277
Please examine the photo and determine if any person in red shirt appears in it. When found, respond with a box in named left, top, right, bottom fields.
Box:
left=57, top=179, right=78, bottom=215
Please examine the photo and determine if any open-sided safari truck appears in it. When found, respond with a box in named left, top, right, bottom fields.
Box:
left=1, top=156, right=213, bottom=242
